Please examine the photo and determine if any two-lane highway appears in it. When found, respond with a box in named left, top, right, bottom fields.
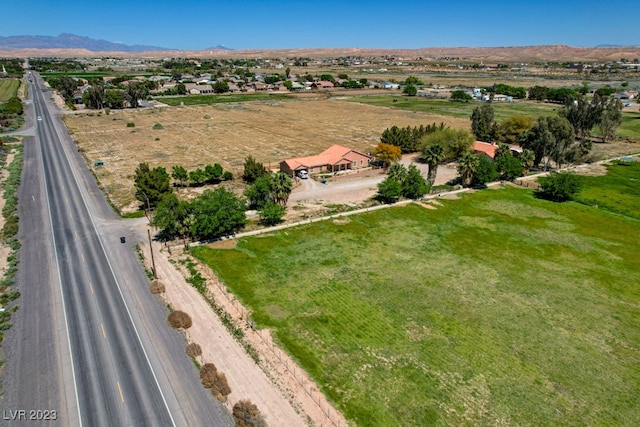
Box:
left=2, top=74, right=232, bottom=426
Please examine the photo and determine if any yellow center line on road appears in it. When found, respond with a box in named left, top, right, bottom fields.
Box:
left=117, top=381, right=125, bottom=403
left=89, top=283, right=94, bottom=294
left=101, top=323, right=106, bottom=338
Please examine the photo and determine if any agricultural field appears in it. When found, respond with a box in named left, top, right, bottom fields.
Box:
left=157, top=93, right=290, bottom=106
left=64, top=98, right=469, bottom=211
left=0, top=80, right=20, bottom=102
left=192, top=165, right=640, bottom=426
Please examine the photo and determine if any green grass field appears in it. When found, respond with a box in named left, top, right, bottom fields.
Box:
left=346, top=95, right=640, bottom=140
left=193, top=165, right=640, bottom=426
left=0, top=80, right=20, bottom=102
left=156, top=93, right=291, bottom=106
left=577, top=160, right=640, bottom=219
left=345, top=95, right=558, bottom=121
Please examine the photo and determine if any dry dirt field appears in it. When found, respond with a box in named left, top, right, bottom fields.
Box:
left=64, top=98, right=468, bottom=212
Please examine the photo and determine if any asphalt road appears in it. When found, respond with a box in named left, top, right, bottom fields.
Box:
left=1, top=74, right=232, bottom=426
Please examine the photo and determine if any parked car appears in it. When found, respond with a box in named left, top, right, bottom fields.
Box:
left=297, top=170, right=309, bottom=179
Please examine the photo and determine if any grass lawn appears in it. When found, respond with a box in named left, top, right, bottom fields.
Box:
left=156, top=93, right=291, bottom=106
left=346, top=95, right=640, bottom=140
left=577, top=160, right=640, bottom=219
left=193, top=170, right=640, bottom=426
left=345, top=95, right=559, bottom=122
left=0, top=80, right=21, bottom=102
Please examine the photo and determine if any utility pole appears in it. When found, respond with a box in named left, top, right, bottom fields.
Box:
left=148, top=229, right=157, bottom=279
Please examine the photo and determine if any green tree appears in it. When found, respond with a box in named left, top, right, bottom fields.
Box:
left=243, top=155, right=267, bottom=183
left=1, top=96, right=23, bottom=115
left=105, top=89, right=125, bottom=109
left=171, top=165, right=188, bottom=187
left=597, top=98, right=623, bottom=143
left=258, top=201, right=286, bottom=226
left=519, top=149, right=535, bottom=175
left=520, top=116, right=575, bottom=170
left=457, top=153, right=480, bottom=187
left=134, top=163, right=172, bottom=208
left=495, top=153, right=524, bottom=181
left=402, top=164, right=429, bottom=199
left=380, top=126, right=413, bottom=153
left=403, top=84, right=417, bottom=96
left=536, top=171, right=583, bottom=202
left=421, top=142, right=445, bottom=186
left=152, top=193, right=190, bottom=240
left=189, top=188, right=246, bottom=240
left=376, top=177, right=403, bottom=203
left=498, top=115, right=534, bottom=144
left=386, top=163, right=407, bottom=183
left=82, top=85, right=104, bottom=109
left=204, top=163, right=224, bottom=183
left=176, top=83, right=187, bottom=95
left=450, top=90, right=473, bottom=102
left=472, top=156, right=499, bottom=186
left=559, top=94, right=603, bottom=142
left=189, top=168, right=208, bottom=186
left=270, top=172, right=293, bottom=207
left=213, top=81, right=229, bottom=93
left=471, top=104, right=495, bottom=142
left=244, top=175, right=272, bottom=210
left=420, top=128, right=474, bottom=161
left=125, top=81, right=148, bottom=108
left=405, top=76, right=424, bottom=85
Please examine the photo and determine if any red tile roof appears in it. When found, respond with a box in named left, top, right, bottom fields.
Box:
left=473, top=141, right=497, bottom=159
left=282, top=144, right=370, bottom=170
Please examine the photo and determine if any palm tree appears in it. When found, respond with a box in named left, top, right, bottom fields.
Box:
left=457, top=153, right=480, bottom=187
left=519, top=149, right=535, bottom=175
left=494, top=143, right=511, bottom=160
left=270, top=172, right=293, bottom=207
left=422, top=143, right=445, bottom=186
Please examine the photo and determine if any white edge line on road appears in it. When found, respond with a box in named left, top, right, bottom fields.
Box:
left=46, top=80, right=178, bottom=427
left=36, top=83, right=83, bottom=427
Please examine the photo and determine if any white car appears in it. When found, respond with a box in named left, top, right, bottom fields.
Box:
left=297, top=170, right=309, bottom=179
left=37, top=116, right=42, bottom=121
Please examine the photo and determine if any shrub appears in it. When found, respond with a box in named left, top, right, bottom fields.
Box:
left=126, top=121, right=135, bottom=127
left=200, top=363, right=218, bottom=388
left=222, top=171, right=233, bottom=181
left=233, top=400, right=267, bottom=427
left=258, top=201, right=286, bottom=226
left=152, top=123, right=164, bottom=130
left=149, top=279, right=165, bottom=294
left=211, top=371, right=231, bottom=401
left=167, top=310, right=192, bottom=329
left=536, top=171, right=583, bottom=202
left=186, top=342, right=202, bottom=358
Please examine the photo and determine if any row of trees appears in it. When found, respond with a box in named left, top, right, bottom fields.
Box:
left=171, top=164, right=233, bottom=187
left=379, top=122, right=449, bottom=153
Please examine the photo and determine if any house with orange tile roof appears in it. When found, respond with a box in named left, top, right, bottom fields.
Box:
left=473, top=141, right=497, bottom=159
left=280, top=144, right=372, bottom=176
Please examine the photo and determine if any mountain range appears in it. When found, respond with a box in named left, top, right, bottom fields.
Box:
left=0, top=33, right=231, bottom=52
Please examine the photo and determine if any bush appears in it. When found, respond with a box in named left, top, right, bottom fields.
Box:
left=211, top=371, right=231, bottom=402
left=126, top=121, right=135, bottom=127
left=149, top=279, right=165, bottom=294
left=152, top=123, right=164, bottom=130
left=222, top=171, right=233, bottom=181
left=259, top=201, right=286, bottom=226
left=200, top=363, right=218, bottom=388
left=186, top=342, right=202, bottom=358
left=536, top=171, right=583, bottom=202
left=233, top=400, right=267, bottom=427
left=167, top=310, right=192, bottom=329
left=472, top=156, right=499, bottom=186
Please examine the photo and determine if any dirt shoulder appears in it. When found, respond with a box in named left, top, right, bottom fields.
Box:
left=137, top=221, right=346, bottom=427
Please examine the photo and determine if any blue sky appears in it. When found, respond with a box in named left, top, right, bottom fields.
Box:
left=2, top=0, right=638, bottom=50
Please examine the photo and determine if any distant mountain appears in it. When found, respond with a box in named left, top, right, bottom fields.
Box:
left=204, top=45, right=234, bottom=51
left=0, top=33, right=170, bottom=52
